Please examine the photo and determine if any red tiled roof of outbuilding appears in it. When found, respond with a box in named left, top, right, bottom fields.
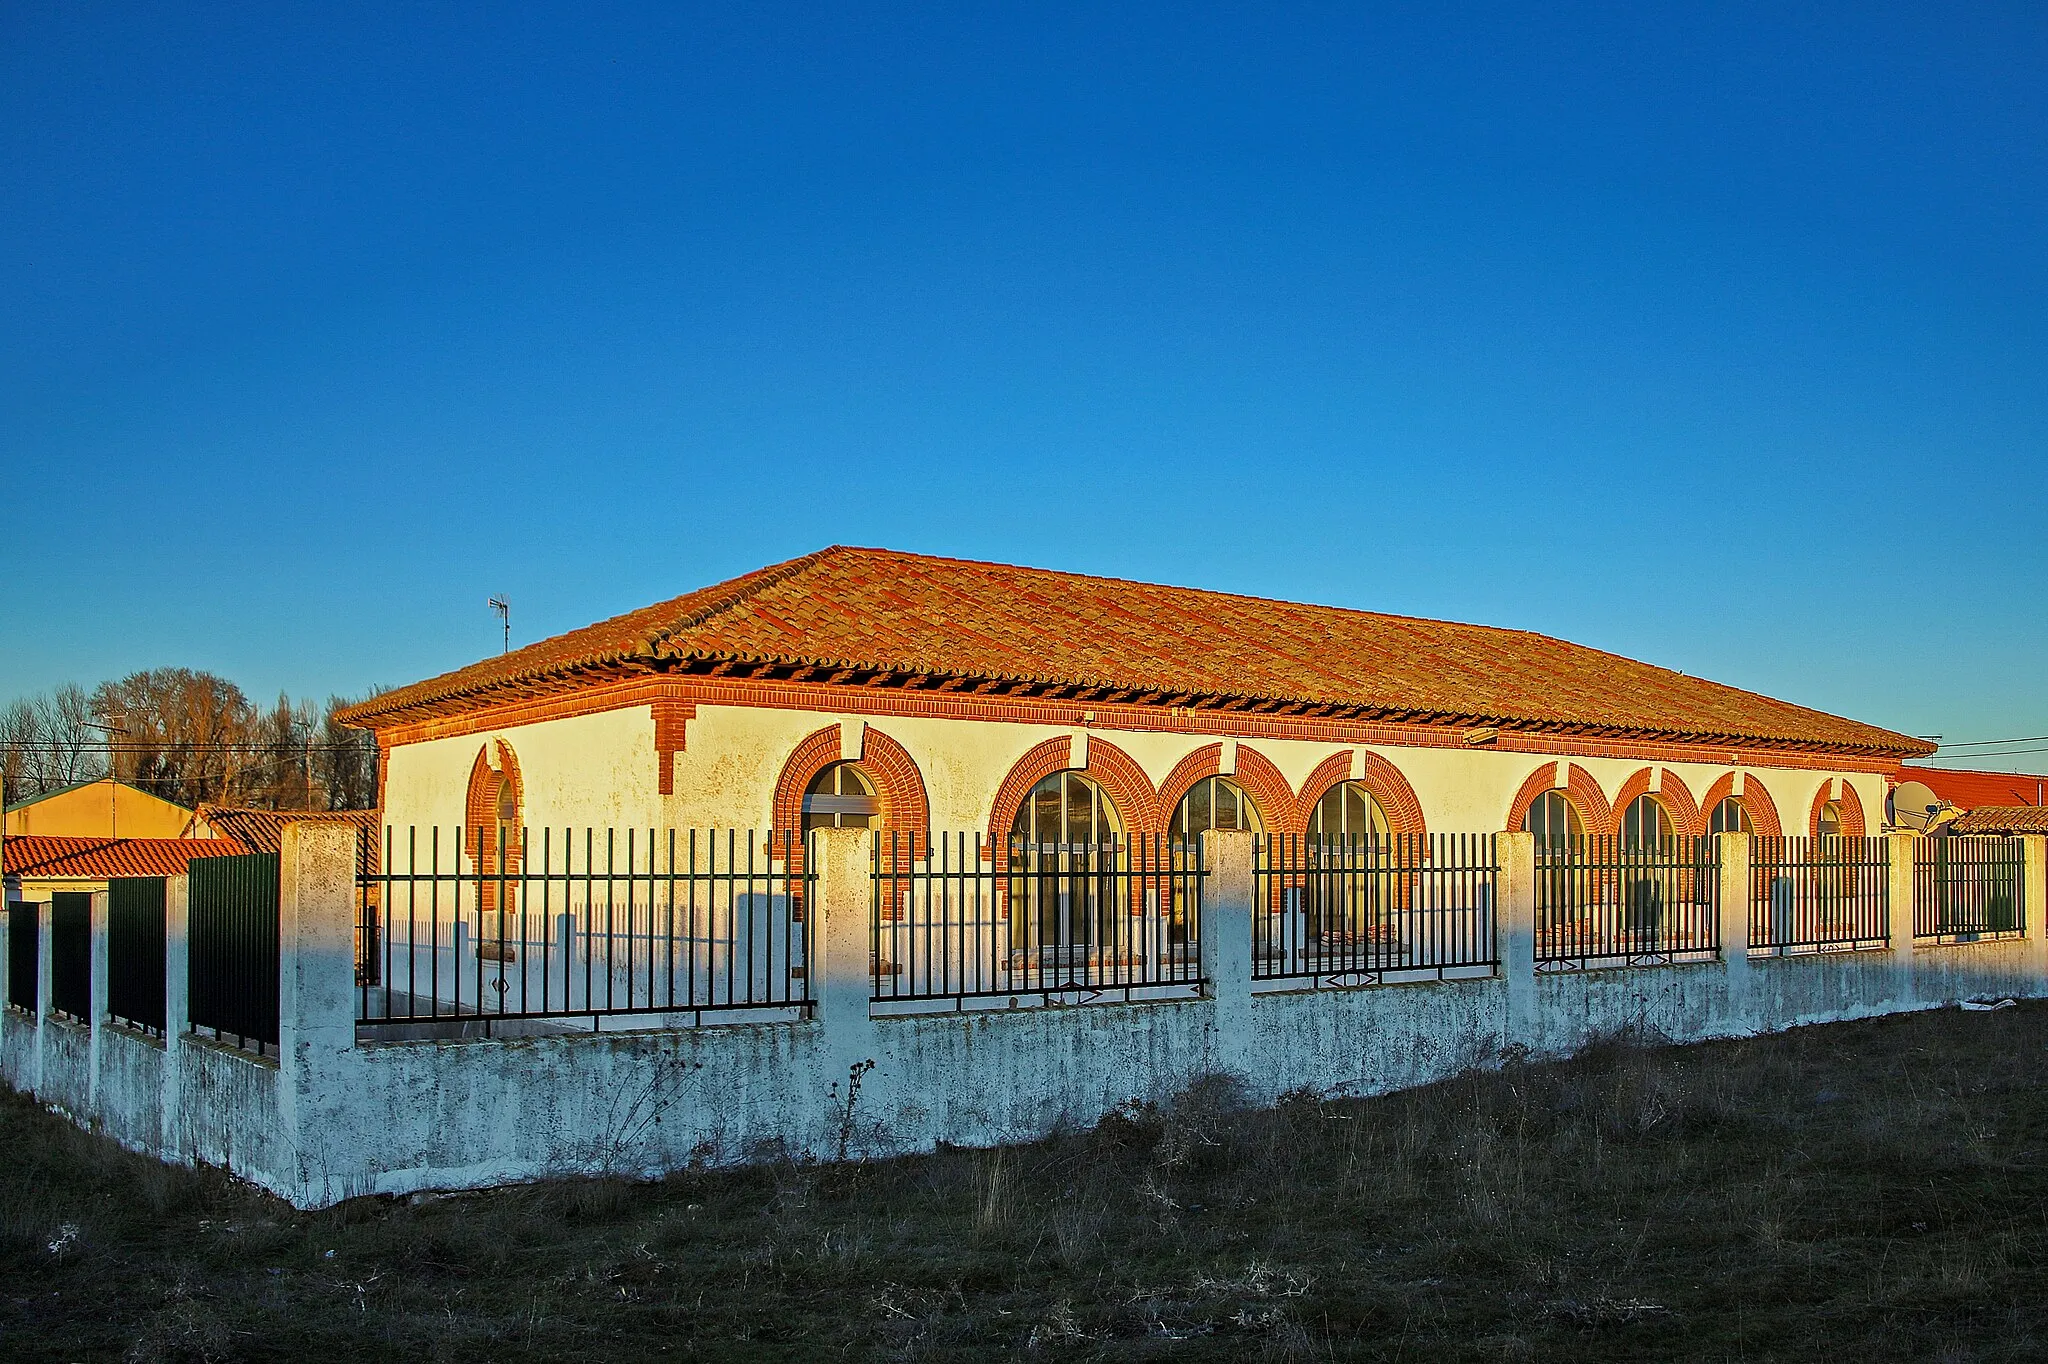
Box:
left=3, top=835, right=238, bottom=880
left=1899, top=766, right=2048, bottom=811
left=1950, top=806, right=2048, bottom=835
left=187, top=806, right=381, bottom=857
left=339, top=546, right=1931, bottom=758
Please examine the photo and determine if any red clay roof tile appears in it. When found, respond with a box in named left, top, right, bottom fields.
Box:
left=4, top=835, right=238, bottom=880
left=340, top=546, right=1929, bottom=757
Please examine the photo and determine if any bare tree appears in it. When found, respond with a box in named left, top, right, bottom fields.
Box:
left=0, top=685, right=108, bottom=800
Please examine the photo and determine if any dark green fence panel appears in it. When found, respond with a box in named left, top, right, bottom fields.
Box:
left=49, top=892, right=91, bottom=1020
left=108, top=877, right=168, bottom=1034
left=188, top=853, right=280, bottom=1049
left=6, top=902, right=38, bottom=1012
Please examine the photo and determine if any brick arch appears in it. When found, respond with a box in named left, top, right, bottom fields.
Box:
left=1610, top=768, right=1702, bottom=839
left=1502, top=761, right=1613, bottom=835
left=1295, top=749, right=1426, bottom=837
left=1809, top=778, right=1867, bottom=838
left=985, top=734, right=1161, bottom=844
left=1154, top=744, right=1300, bottom=837
left=770, top=725, right=932, bottom=855
left=1697, top=773, right=1784, bottom=838
left=464, top=739, right=524, bottom=850
left=465, top=739, right=524, bottom=912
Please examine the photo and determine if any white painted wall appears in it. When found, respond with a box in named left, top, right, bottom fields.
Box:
left=381, top=698, right=1894, bottom=844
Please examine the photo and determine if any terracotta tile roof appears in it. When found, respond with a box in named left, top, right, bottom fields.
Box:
left=3, top=835, right=237, bottom=881
left=1951, top=806, right=2048, bottom=835
left=188, top=806, right=381, bottom=856
left=1898, top=766, right=2048, bottom=811
left=340, top=546, right=1930, bottom=757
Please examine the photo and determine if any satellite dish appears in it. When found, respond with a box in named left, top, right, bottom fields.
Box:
left=1890, top=780, right=1942, bottom=832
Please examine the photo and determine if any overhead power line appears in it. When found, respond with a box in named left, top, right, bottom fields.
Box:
left=1935, top=733, right=2048, bottom=749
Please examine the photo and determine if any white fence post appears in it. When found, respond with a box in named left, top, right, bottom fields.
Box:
left=162, top=874, right=189, bottom=1162
left=2024, top=836, right=2048, bottom=994
left=279, top=823, right=363, bottom=1206
left=1199, top=829, right=1254, bottom=1082
left=87, top=889, right=108, bottom=1112
left=1499, top=831, right=1537, bottom=1051
left=810, top=827, right=879, bottom=1155
left=1717, top=832, right=1752, bottom=1029
left=33, top=898, right=53, bottom=1095
left=1888, top=832, right=1917, bottom=1006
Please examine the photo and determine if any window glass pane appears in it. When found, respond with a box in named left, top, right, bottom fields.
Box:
left=1214, top=779, right=1237, bottom=829
left=1188, top=779, right=1212, bottom=834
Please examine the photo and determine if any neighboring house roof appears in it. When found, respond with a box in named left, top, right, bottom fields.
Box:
left=1898, top=766, right=2048, bottom=811
left=4, top=777, right=191, bottom=812
left=3, top=835, right=237, bottom=881
left=185, top=805, right=381, bottom=856
left=1950, top=806, right=2048, bottom=835
left=341, top=546, right=1929, bottom=758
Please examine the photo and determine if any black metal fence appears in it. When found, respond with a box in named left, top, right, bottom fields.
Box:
left=1537, top=837, right=1720, bottom=969
left=871, top=833, right=1203, bottom=1007
left=49, top=892, right=91, bottom=1021
left=1914, top=835, right=2027, bottom=941
left=1252, top=834, right=1498, bottom=984
left=108, top=877, right=168, bottom=1034
left=1749, top=837, right=1890, bottom=954
left=358, top=828, right=812, bottom=1030
left=188, top=852, right=281, bottom=1052
left=7, top=902, right=39, bottom=1013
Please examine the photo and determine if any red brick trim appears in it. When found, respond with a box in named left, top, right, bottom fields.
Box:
left=862, top=728, right=933, bottom=844
left=652, top=701, right=695, bottom=796
left=463, top=740, right=524, bottom=910
left=1235, top=746, right=1304, bottom=836
left=1154, top=744, right=1301, bottom=837
left=986, top=737, right=1073, bottom=845
left=1503, top=761, right=1612, bottom=834
left=1297, top=753, right=1356, bottom=826
left=1809, top=779, right=1867, bottom=837
left=1294, top=749, right=1426, bottom=837
left=1698, top=773, right=1784, bottom=839
left=770, top=724, right=933, bottom=866
left=1611, top=768, right=1702, bottom=839
left=770, top=727, right=846, bottom=837
left=1504, top=763, right=1562, bottom=834
left=369, top=672, right=1905, bottom=777
left=984, top=735, right=1161, bottom=845
left=1079, top=737, right=1162, bottom=840
left=1156, top=745, right=1225, bottom=828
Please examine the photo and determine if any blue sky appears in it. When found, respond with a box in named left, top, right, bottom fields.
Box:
left=3, top=4, right=2043, bottom=766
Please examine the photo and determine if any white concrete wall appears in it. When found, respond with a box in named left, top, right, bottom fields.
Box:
left=7, top=824, right=2045, bottom=1210
left=379, top=697, right=1893, bottom=844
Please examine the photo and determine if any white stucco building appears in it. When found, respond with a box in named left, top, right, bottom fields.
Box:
left=341, top=546, right=1924, bottom=862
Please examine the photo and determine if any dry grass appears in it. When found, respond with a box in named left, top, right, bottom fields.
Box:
left=6, top=1002, right=2048, bottom=1361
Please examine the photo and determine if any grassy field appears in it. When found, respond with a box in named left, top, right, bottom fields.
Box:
left=5, top=1003, right=2048, bottom=1362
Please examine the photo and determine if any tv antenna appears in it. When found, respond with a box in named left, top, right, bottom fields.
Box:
left=488, top=597, right=510, bottom=654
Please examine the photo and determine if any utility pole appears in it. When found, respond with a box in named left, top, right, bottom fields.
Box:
left=488, top=597, right=510, bottom=655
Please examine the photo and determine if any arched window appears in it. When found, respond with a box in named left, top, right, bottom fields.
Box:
left=1709, top=797, right=1752, bottom=836
left=1008, top=772, right=1121, bottom=954
left=1010, top=771, right=1120, bottom=847
left=1817, top=800, right=1843, bottom=839
left=1622, top=794, right=1673, bottom=847
left=1169, top=775, right=1262, bottom=845
left=1525, top=789, right=1583, bottom=851
left=802, top=763, right=878, bottom=832
left=1307, top=782, right=1389, bottom=844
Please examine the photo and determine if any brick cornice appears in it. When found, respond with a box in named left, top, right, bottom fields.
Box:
left=372, top=672, right=1904, bottom=777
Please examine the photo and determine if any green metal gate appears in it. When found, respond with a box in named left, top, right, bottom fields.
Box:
left=188, top=853, right=280, bottom=1049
